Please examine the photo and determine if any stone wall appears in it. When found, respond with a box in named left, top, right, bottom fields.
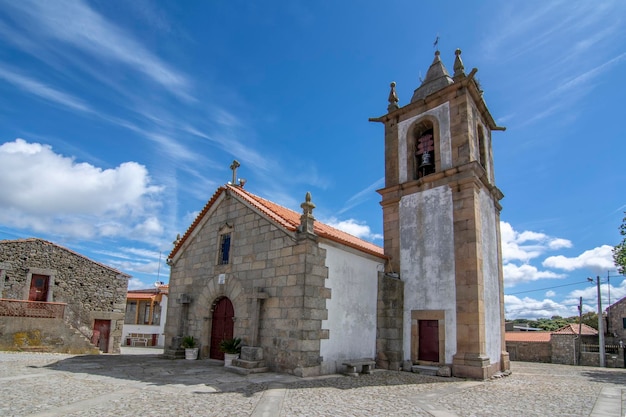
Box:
left=376, top=273, right=404, bottom=370
left=0, top=239, right=128, bottom=353
left=551, top=334, right=577, bottom=365
left=0, top=316, right=100, bottom=354
left=506, top=341, right=551, bottom=363
left=607, top=297, right=626, bottom=342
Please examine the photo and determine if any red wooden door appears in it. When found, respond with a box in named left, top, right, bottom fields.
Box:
left=29, top=274, right=49, bottom=301
left=418, top=320, right=439, bottom=362
left=210, top=298, right=234, bottom=360
left=93, top=319, right=111, bottom=353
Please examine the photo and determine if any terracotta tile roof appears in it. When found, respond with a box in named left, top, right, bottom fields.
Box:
left=505, top=332, right=551, bottom=343
left=551, top=323, right=598, bottom=336
left=126, top=292, right=157, bottom=300
left=169, top=184, right=386, bottom=261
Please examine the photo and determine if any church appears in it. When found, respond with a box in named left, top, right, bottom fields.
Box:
left=164, top=48, right=509, bottom=379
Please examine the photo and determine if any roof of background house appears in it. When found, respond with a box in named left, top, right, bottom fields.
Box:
left=551, top=323, right=598, bottom=336
left=505, top=332, right=551, bottom=343
left=169, top=184, right=386, bottom=261
left=607, top=295, right=626, bottom=311
left=0, top=238, right=130, bottom=278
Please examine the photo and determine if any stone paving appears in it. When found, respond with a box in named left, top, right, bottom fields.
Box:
left=0, top=349, right=624, bottom=416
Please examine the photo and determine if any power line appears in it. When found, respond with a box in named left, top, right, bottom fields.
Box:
left=506, top=280, right=590, bottom=296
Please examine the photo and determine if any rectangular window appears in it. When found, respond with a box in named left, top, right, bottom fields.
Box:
left=125, top=301, right=137, bottom=324
left=623, top=317, right=626, bottom=329
left=152, top=303, right=161, bottom=325
left=219, top=233, right=231, bottom=265
left=144, top=303, right=151, bottom=324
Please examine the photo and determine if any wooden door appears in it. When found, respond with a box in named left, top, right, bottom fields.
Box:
left=418, top=319, right=439, bottom=362
left=210, top=297, right=234, bottom=360
left=29, top=274, right=49, bottom=301
left=93, top=319, right=111, bottom=353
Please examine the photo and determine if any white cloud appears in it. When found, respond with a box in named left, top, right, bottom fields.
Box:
left=0, top=139, right=163, bottom=239
left=127, top=277, right=151, bottom=290
left=323, top=217, right=383, bottom=242
left=542, top=245, right=615, bottom=273
left=500, top=221, right=572, bottom=263
left=503, top=263, right=565, bottom=287
left=545, top=290, right=556, bottom=297
left=504, top=294, right=577, bottom=320
left=564, top=278, right=626, bottom=308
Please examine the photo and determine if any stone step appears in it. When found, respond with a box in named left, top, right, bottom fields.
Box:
left=411, top=365, right=439, bottom=376
left=225, top=365, right=269, bottom=375
left=231, top=358, right=266, bottom=369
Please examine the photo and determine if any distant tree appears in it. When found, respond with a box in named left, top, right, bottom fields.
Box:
left=613, top=212, right=626, bottom=275
left=581, top=312, right=599, bottom=330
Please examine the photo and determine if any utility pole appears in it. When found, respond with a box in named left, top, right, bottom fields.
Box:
left=588, top=276, right=605, bottom=367
left=577, top=296, right=582, bottom=366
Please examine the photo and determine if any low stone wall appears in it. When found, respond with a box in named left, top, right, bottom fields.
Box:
left=0, top=316, right=99, bottom=354
left=506, top=341, right=551, bottom=363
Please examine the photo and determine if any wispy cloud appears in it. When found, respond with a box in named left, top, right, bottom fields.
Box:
left=1, top=0, right=191, bottom=98
left=481, top=1, right=626, bottom=128
left=0, top=66, right=92, bottom=113
left=338, top=177, right=384, bottom=215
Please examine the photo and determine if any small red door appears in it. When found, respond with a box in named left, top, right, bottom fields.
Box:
left=418, top=320, right=439, bottom=362
left=210, top=297, right=234, bottom=360
left=29, top=274, right=49, bottom=301
left=93, top=320, right=111, bottom=353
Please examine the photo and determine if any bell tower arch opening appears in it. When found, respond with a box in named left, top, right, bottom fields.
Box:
left=412, top=121, right=436, bottom=179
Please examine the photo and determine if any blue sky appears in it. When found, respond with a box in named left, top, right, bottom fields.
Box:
left=0, top=0, right=624, bottom=320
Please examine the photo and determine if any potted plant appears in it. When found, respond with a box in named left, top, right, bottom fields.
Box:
left=219, top=337, right=241, bottom=366
left=181, top=336, right=198, bottom=360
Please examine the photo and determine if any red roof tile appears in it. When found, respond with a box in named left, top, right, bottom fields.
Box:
left=505, top=332, right=551, bottom=343
left=169, top=185, right=385, bottom=261
left=551, top=323, right=598, bottom=335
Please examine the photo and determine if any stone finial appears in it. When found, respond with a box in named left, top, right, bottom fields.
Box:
left=173, top=233, right=181, bottom=246
left=453, top=48, right=465, bottom=78
left=387, top=81, right=399, bottom=112
left=299, top=192, right=316, bottom=235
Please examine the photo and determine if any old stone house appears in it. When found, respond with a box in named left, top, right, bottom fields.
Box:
left=0, top=238, right=129, bottom=353
left=607, top=296, right=626, bottom=343
left=165, top=48, right=509, bottom=379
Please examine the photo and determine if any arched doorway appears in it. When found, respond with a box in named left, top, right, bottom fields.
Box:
left=210, top=297, right=234, bottom=360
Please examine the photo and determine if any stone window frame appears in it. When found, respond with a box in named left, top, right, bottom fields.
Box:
left=216, top=223, right=234, bottom=266
left=23, top=267, right=57, bottom=302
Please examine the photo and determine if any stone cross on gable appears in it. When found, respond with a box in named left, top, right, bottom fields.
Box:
left=230, top=160, right=240, bottom=185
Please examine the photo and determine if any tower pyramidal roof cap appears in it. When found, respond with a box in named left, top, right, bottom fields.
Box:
left=410, top=50, right=454, bottom=103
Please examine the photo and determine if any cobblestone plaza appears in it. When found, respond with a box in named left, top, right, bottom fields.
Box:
left=1, top=350, right=624, bottom=416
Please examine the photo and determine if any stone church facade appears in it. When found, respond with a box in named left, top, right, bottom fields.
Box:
left=165, top=49, right=509, bottom=379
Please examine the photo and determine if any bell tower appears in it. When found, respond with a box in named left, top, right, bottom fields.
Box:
left=371, top=49, right=509, bottom=379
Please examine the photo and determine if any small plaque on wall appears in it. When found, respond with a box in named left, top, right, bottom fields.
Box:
left=218, top=274, right=226, bottom=285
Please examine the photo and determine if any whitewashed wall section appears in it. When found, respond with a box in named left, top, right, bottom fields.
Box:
left=319, top=243, right=379, bottom=374
left=399, top=186, right=457, bottom=363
